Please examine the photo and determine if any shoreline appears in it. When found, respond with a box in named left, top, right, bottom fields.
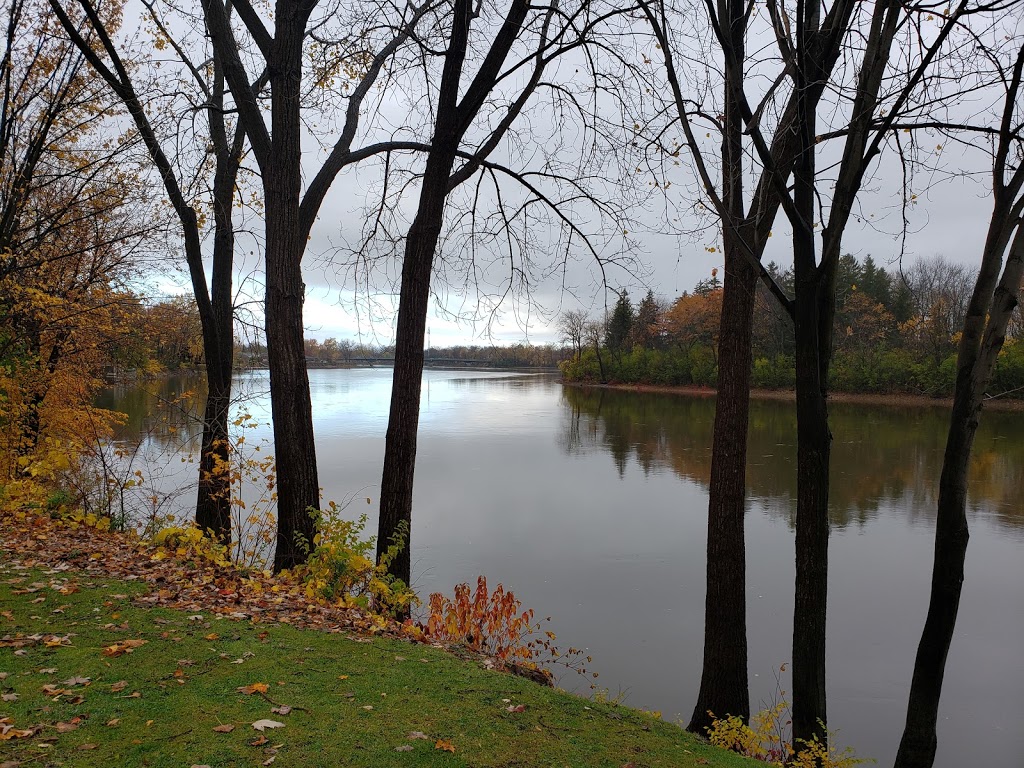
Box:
left=561, top=380, right=1024, bottom=412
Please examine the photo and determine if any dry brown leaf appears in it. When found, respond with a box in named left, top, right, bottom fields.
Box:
left=435, top=739, right=456, bottom=753
left=237, top=682, right=269, bottom=695
left=395, top=745, right=413, bottom=752
left=102, top=639, right=147, bottom=657
left=270, top=706, right=291, bottom=715
left=212, top=724, right=235, bottom=733
left=408, top=731, right=429, bottom=740
left=110, top=680, right=128, bottom=692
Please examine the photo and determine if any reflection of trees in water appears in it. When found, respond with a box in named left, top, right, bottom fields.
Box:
left=560, top=387, right=1024, bottom=531
left=95, top=376, right=207, bottom=448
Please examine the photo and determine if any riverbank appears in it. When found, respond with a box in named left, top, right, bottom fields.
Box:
left=0, top=509, right=745, bottom=768
left=561, top=380, right=1024, bottom=412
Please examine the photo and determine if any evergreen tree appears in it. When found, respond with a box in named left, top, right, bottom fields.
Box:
left=630, top=289, right=661, bottom=349
left=605, top=290, right=634, bottom=352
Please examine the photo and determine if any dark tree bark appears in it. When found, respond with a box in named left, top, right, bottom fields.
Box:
left=895, top=46, right=1024, bottom=766
left=264, top=10, right=320, bottom=570
left=687, top=0, right=753, bottom=731
left=378, top=148, right=456, bottom=584
left=200, top=0, right=323, bottom=568
left=687, top=247, right=756, bottom=731
left=788, top=0, right=832, bottom=746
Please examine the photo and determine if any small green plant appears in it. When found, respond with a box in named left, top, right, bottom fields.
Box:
left=706, top=686, right=871, bottom=768
left=148, top=524, right=231, bottom=568
left=287, top=500, right=417, bottom=617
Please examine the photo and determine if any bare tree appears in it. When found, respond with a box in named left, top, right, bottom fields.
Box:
left=558, top=310, right=589, bottom=360
left=198, top=0, right=442, bottom=569
left=373, top=0, right=644, bottom=588
left=642, top=0, right=1005, bottom=747
left=895, top=38, right=1024, bottom=768
left=52, top=0, right=249, bottom=543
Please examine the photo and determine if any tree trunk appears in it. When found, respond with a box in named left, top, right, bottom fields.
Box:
left=894, top=186, right=1024, bottom=768
left=687, top=0, right=752, bottom=725
left=376, top=132, right=459, bottom=587
left=791, top=292, right=830, bottom=749
left=790, top=3, right=830, bottom=739
left=687, top=247, right=755, bottom=733
left=267, top=18, right=319, bottom=572
left=892, top=402, right=972, bottom=768
left=195, top=376, right=232, bottom=540
left=193, top=118, right=238, bottom=543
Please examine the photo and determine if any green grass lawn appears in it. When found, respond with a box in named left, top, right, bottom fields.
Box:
left=0, top=565, right=750, bottom=767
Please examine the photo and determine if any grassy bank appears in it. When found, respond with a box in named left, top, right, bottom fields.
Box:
left=0, top=550, right=748, bottom=767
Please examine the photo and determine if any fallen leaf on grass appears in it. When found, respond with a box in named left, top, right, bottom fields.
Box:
left=1, top=694, right=17, bottom=702
left=395, top=745, right=413, bottom=752
left=62, top=676, right=90, bottom=686
left=251, top=720, right=284, bottom=732
left=0, top=717, right=34, bottom=740
left=270, top=706, right=291, bottom=716
left=435, top=739, right=456, bottom=753
left=263, top=757, right=276, bottom=766
left=110, top=681, right=127, bottom=692
left=102, top=639, right=147, bottom=657
left=77, top=743, right=98, bottom=750
left=408, top=731, right=429, bottom=740
left=237, top=683, right=269, bottom=695
left=121, top=691, right=141, bottom=699
left=506, top=704, right=526, bottom=713
left=40, top=685, right=65, bottom=696
left=106, top=719, right=119, bottom=727
left=53, top=721, right=79, bottom=733
left=212, top=724, right=235, bottom=733
left=250, top=735, right=269, bottom=746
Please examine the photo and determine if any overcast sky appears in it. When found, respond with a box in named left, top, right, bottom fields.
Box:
left=150, top=2, right=1006, bottom=348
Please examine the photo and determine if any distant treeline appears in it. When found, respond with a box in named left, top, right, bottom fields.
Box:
left=234, top=338, right=570, bottom=369
left=560, top=254, right=1024, bottom=399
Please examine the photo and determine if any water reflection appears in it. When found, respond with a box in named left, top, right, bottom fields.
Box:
left=560, top=386, right=1024, bottom=533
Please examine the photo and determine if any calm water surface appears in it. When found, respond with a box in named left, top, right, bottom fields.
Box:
left=98, top=368, right=1024, bottom=767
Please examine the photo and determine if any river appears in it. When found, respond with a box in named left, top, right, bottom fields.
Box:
left=96, top=367, right=1024, bottom=767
